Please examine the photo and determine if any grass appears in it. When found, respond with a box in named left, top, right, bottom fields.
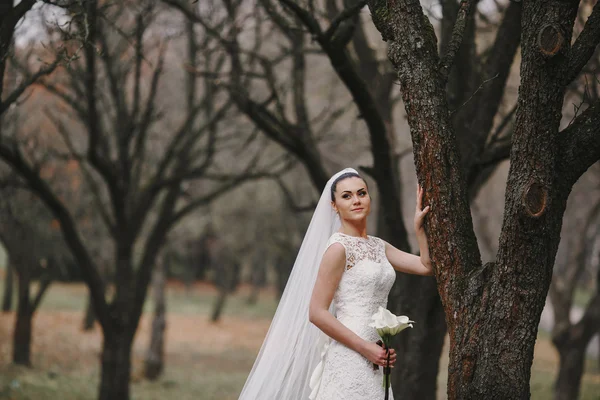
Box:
left=0, top=274, right=599, bottom=400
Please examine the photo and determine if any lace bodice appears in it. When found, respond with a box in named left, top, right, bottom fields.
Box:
left=309, top=232, right=396, bottom=400
left=327, top=233, right=396, bottom=335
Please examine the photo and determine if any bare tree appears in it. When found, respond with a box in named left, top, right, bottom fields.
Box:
left=0, top=1, right=278, bottom=399
left=366, top=0, right=600, bottom=397
left=0, top=189, right=68, bottom=366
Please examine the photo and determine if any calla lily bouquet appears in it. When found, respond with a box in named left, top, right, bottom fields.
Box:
left=369, top=307, right=414, bottom=400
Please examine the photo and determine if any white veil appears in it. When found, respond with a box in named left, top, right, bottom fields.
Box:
left=238, top=168, right=356, bottom=400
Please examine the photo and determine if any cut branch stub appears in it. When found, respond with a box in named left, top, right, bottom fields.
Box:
left=537, top=24, right=564, bottom=57
left=522, top=181, right=547, bottom=218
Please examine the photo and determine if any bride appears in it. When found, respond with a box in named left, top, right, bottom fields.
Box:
left=239, top=168, right=433, bottom=400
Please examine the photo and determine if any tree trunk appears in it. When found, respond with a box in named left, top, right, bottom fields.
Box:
left=13, top=269, right=32, bottom=366
left=391, top=276, right=446, bottom=399
left=459, top=2, right=579, bottom=396
left=211, top=289, right=227, bottom=322
left=145, top=257, right=166, bottom=380
left=553, top=341, right=587, bottom=400
left=367, top=0, right=586, bottom=397
left=99, top=333, right=133, bottom=400
left=552, top=291, right=600, bottom=398
left=2, top=262, right=13, bottom=312
left=82, top=290, right=96, bottom=331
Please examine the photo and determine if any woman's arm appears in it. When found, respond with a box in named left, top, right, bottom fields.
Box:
left=385, top=185, right=433, bottom=276
left=385, top=242, right=432, bottom=276
left=309, top=243, right=395, bottom=367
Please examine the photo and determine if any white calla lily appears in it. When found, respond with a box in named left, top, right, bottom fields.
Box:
left=369, top=306, right=414, bottom=338
left=368, top=307, right=414, bottom=395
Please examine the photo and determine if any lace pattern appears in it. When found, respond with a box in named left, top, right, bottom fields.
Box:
left=309, top=233, right=396, bottom=400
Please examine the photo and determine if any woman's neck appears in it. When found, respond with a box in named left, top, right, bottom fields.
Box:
left=339, top=221, right=368, bottom=238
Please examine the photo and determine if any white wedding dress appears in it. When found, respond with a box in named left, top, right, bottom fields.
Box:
left=311, top=232, right=396, bottom=400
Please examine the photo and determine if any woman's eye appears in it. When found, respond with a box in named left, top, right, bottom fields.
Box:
left=359, top=191, right=367, bottom=196
left=342, top=194, right=350, bottom=199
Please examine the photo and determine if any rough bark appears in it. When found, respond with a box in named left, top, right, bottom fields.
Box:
left=145, top=255, right=167, bottom=380
left=2, top=262, right=13, bottom=312
left=466, top=2, right=579, bottom=397
left=368, top=2, right=483, bottom=399
left=366, top=0, right=598, bottom=397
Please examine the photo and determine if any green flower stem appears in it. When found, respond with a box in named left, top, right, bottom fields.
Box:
left=382, top=335, right=391, bottom=400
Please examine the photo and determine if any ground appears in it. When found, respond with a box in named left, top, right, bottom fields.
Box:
left=0, top=280, right=599, bottom=400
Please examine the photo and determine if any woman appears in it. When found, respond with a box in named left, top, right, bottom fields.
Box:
left=239, top=168, right=432, bottom=400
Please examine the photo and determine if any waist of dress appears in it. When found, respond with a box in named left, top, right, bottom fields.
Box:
left=336, top=315, right=379, bottom=341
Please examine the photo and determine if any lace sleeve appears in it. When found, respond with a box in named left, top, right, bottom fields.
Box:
left=326, top=233, right=355, bottom=270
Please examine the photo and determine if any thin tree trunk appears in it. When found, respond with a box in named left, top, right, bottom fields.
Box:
left=99, top=333, right=133, bottom=400
left=13, top=269, right=31, bottom=366
left=82, top=291, right=96, bottom=331
left=2, top=262, right=13, bottom=312
left=211, top=289, right=227, bottom=322
left=145, top=257, right=166, bottom=380
left=553, top=342, right=587, bottom=400
left=391, top=276, right=446, bottom=399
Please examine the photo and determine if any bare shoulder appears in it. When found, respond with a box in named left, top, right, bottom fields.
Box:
left=380, top=239, right=409, bottom=256
left=323, top=242, right=346, bottom=262
left=376, top=237, right=393, bottom=250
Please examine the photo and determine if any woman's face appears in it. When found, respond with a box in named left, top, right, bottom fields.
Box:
left=331, top=177, right=371, bottom=221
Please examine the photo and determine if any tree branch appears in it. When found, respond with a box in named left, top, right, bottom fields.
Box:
left=558, top=100, right=600, bottom=188
left=278, top=0, right=323, bottom=36
left=565, top=1, right=600, bottom=86
left=275, top=177, right=317, bottom=212
left=440, top=0, right=477, bottom=81
left=31, top=275, right=52, bottom=312
left=0, top=143, right=111, bottom=329
left=167, top=168, right=283, bottom=230
left=161, top=0, right=234, bottom=48
left=0, top=58, right=61, bottom=115
left=455, top=1, right=521, bottom=175
left=130, top=185, right=178, bottom=329
left=46, top=110, right=116, bottom=234
left=323, top=0, right=367, bottom=43
left=83, top=0, right=119, bottom=215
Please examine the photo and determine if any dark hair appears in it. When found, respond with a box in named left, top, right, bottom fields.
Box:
left=330, top=172, right=367, bottom=201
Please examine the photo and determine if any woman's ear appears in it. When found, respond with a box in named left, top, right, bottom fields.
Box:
left=331, top=201, right=338, bottom=213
